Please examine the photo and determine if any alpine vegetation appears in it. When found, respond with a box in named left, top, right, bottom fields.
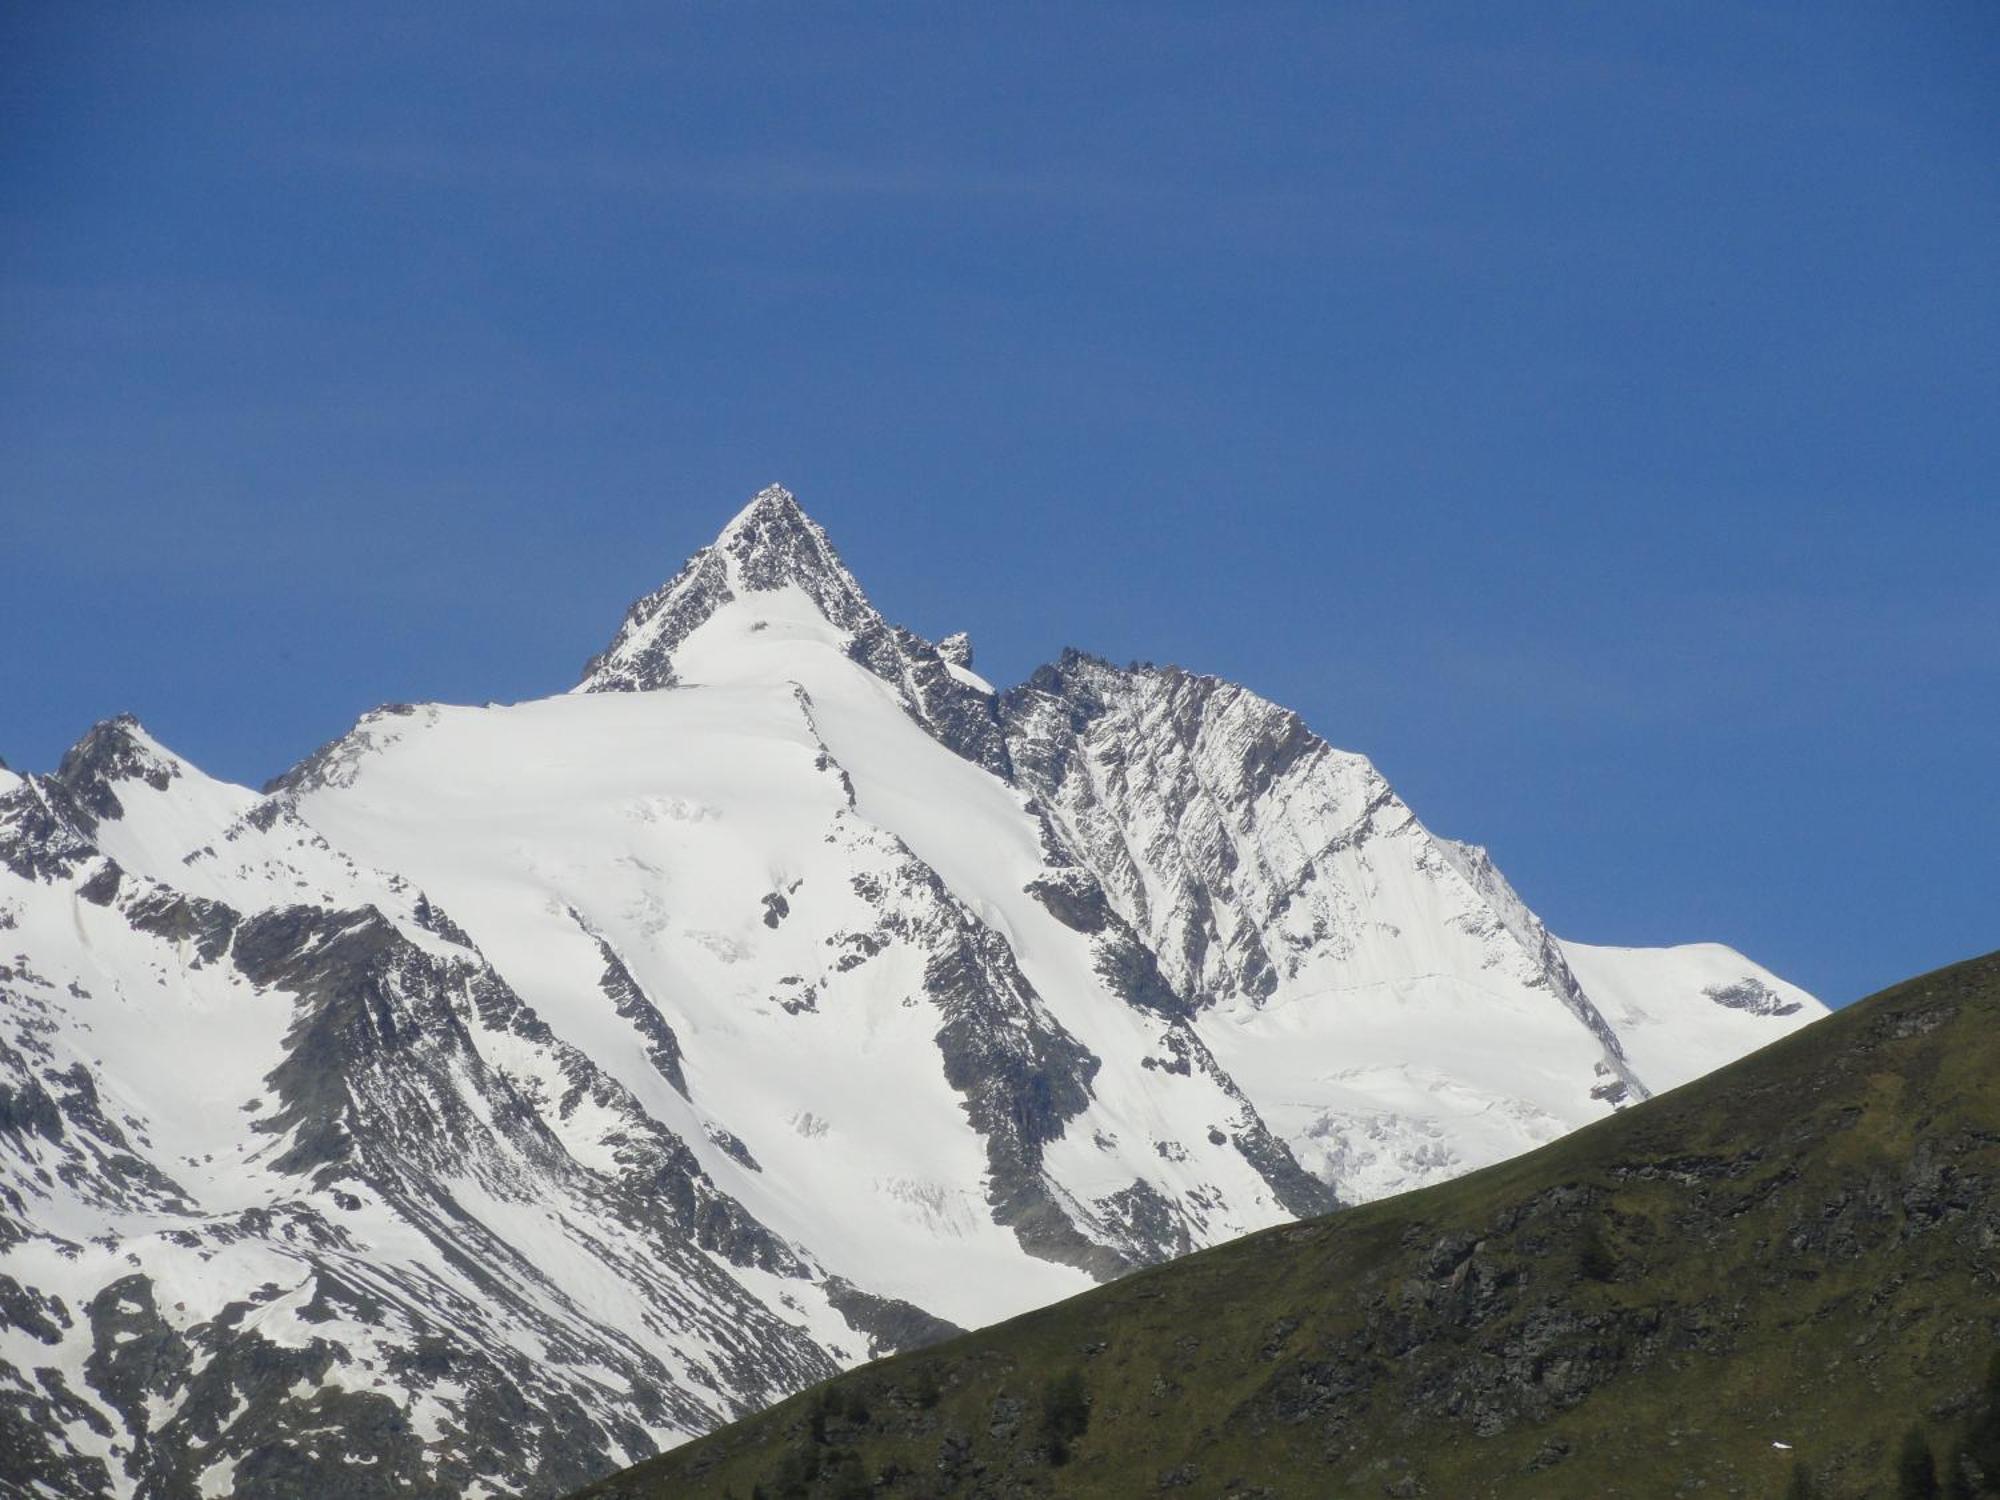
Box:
left=0, top=486, right=1822, bottom=1498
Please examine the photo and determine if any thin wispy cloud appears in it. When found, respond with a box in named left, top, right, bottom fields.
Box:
left=276, top=138, right=1114, bottom=206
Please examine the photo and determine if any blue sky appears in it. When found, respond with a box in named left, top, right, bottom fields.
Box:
left=3, top=2, right=1994, bottom=1005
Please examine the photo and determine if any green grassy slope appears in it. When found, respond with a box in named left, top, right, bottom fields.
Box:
left=574, top=952, right=2000, bottom=1499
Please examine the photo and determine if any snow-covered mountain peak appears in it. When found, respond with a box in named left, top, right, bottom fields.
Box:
left=580, top=485, right=1016, bottom=775
left=49, top=713, right=188, bottom=833
left=711, top=484, right=867, bottom=603
left=56, top=712, right=176, bottom=779
left=579, top=484, right=882, bottom=695
left=0, top=483, right=1831, bottom=1499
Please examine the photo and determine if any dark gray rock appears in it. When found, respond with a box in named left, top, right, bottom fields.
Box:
left=1704, top=977, right=1804, bottom=1017
left=51, top=716, right=177, bottom=834
left=0, top=777, right=98, bottom=882
left=571, top=909, right=689, bottom=1098
left=822, top=1277, right=966, bottom=1359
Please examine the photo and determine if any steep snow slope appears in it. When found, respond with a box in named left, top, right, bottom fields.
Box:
left=0, top=485, right=1824, bottom=1499
left=1557, top=939, right=1820, bottom=1095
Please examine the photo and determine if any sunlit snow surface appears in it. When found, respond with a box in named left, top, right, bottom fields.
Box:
left=0, top=488, right=1825, bottom=1497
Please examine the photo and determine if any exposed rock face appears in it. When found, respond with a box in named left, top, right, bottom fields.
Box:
left=0, top=776, right=97, bottom=882
left=1703, top=977, right=1804, bottom=1016
left=1000, top=651, right=1665, bottom=1198
left=0, top=486, right=1823, bottom=1498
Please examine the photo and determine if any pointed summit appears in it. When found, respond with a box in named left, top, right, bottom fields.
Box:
left=49, top=714, right=184, bottom=834
left=579, top=484, right=1014, bottom=775
left=709, top=484, right=829, bottom=584
left=55, top=714, right=182, bottom=798
left=708, top=484, right=871, bottom=607
left=717, top=482, right=809, bottom=539
left=578, top=483, right=880, bottom=694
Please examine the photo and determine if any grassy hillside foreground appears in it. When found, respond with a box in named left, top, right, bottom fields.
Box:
left=574, top=952, right=2000, bottom=1498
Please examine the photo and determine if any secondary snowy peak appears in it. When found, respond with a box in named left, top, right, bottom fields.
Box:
left=579, top=484, right=1010, bottom=774
left=0, top=713, right=948, bottom=1496
left=0, top=715, right=203, bottom=886
left=48, top=714, right=185, bottom=831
